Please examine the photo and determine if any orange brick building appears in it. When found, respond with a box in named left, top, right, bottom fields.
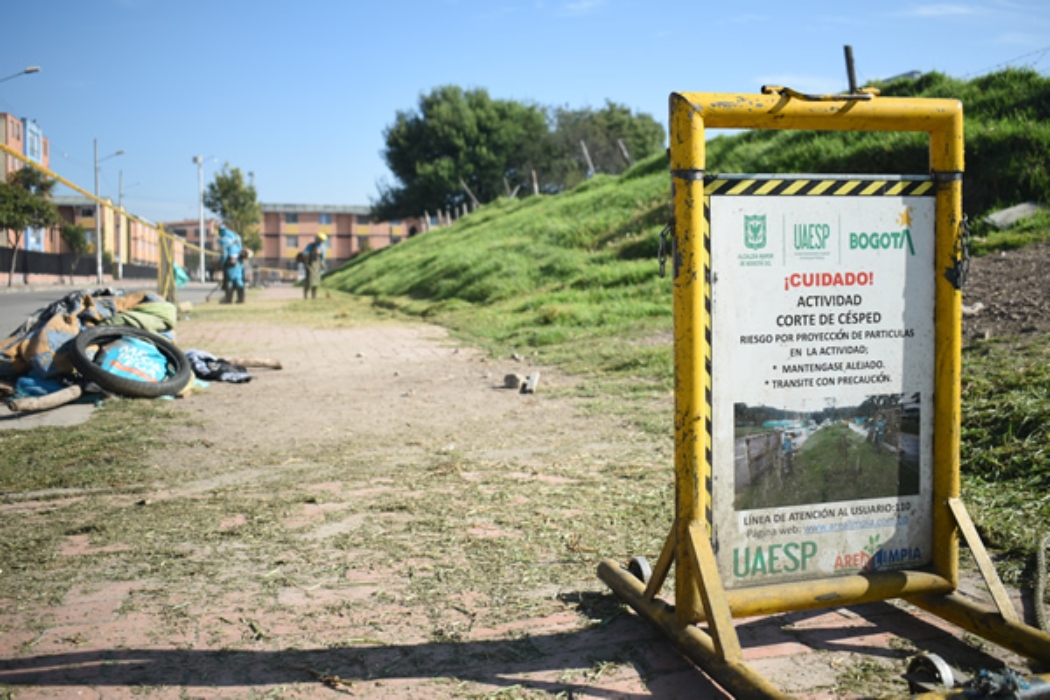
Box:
left=258, top=204, right=425, bottom=273
left=2, top=113, right=52, bottom=253
left=52, top=195, right=184, bottom=274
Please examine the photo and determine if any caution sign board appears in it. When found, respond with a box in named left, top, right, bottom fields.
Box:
left=708, top=175, right=936, bottom=588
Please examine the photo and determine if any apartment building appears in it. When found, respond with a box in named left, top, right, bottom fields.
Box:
left=2, top=112, right=49, bottom=176
left=53, top=195, right=181, bottom=273
left=164, top=218, right=220, bottom=252
left=2, top=112, right=52, bottom=253
left=259, top=204, right=425, bottom=273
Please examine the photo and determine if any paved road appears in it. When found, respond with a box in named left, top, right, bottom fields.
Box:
left=0, top=282, right=215, bottom=337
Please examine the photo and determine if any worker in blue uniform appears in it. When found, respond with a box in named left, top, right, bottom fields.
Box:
left=218, top=225, right=246, bottom=304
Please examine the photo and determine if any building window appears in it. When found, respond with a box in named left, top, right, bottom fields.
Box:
left=287, top=235, right=298, bottom=248
left=284, top=213, right=298, bottom=224
left=80, top=206, right=94, bottom=217
left=357, top=214, right=371, bottom=225
left=25, top=132, right=41, bottom=161
left=318, top=213, right=332, bottom=225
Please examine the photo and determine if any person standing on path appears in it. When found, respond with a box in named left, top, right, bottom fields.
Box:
left=300, top=232, right=327, bottom=299
left=218, top=225, right=246, bottom=304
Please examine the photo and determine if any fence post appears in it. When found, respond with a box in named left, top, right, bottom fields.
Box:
left=157, top=226, right=178, bottom=305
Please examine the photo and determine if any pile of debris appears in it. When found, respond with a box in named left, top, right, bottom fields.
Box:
left=0, top=288, right=279, bottom=415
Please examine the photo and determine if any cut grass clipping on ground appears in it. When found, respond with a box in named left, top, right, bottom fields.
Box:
left=0, top=360, right=673, bottom=643
left=0, top=399, right=189, bottom=495
left=961, top=333, right=1050, bottom=586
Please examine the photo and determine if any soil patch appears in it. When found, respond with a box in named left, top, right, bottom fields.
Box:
left=962, top=241, right=1050, bottom=341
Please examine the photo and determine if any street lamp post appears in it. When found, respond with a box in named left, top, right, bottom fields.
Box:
left=118, top=170, right=124, bottom=280
left=193, top=155, right=206, bottom=282
left=0, top=66, right=41, bottom=84
left=94, top=139, right=124, bottom=284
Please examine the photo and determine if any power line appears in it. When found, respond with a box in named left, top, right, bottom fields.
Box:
left=963, top=44, right=1050, bottom=78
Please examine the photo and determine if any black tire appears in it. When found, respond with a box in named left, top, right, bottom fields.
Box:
left=70, top=325, right=192, bottom=399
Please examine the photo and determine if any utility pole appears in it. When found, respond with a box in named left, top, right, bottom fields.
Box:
left=117, top=170, right=123, bottom=280
left=94, top=140, right=101, bottom=284
left=194, top=155, right=205, bottom=282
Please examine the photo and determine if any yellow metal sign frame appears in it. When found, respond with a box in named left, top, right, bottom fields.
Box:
left=598, top=89, right=1050, bottom=698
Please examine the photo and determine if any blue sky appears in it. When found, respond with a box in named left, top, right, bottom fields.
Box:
left=2, top=0, right=1048, bottom=224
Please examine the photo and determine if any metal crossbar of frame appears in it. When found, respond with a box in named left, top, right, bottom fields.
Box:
left=598, top=88, right=1050, bottom=698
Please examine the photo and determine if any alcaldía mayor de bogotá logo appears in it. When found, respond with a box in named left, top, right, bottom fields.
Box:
left=744, top=214, right=767, bottom=250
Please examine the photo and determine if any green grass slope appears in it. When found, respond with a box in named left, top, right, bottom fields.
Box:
left=329, top=70, right=1050, bottom=370
left=328, top=69, right=1050, bottom=583
left=707, top=68, right=1050, bottom=220
left=327, top=154, right=675, bottom=388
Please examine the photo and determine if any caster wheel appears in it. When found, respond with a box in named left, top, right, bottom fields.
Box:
left=627, top=556, right=652, bottom=586
left=906, top=653, right=955, bottom=692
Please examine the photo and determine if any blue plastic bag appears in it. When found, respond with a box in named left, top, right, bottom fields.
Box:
left=97, top=337, right=169, bottom=384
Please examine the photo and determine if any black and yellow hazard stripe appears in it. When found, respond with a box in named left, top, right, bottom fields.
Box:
left=704, top=176, right=935, bottom=197
left=703, top=211, right=714, bottom=528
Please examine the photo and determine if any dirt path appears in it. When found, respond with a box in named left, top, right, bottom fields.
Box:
left=0, top=286, right=1042, bottom=698
left=0, top=287, right=713, bottom=698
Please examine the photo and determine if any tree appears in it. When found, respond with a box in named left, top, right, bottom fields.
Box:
left=374, top=85, right=549, bottom=220
left=203, top=164, right=262, bottom=252
left=374, top=89, right=666, bottom=216
left=60, top=222, right=90, bottom=281
left=0, top=166, right=59, bottom=286
left=543, top=101, right=665, bottom=191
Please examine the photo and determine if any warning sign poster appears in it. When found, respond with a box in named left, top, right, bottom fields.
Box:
left=708, top=177, right=936, bottom=589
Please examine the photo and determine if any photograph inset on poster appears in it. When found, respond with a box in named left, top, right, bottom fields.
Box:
left=733, top=393, right=921, bottom=510
left=708, top=176, right=936, bottom=589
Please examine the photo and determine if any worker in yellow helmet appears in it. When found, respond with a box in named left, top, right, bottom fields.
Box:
left=300, top=232, right=328, bottom=299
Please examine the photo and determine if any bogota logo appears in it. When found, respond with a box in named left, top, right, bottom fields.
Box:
left=896, top=207, right=913, bottom=228
left=744, top=215, right=767, bottom=250
left=849, top=207, right=915, bottom=255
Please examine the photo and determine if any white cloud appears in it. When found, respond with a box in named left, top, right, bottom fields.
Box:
left=898, top=4, right=982, bottom=17
left=558, top=0, right=607, bottom=17
left=720, top=13, right=772, bottom=24
left=992, top=32, right=1047, bottom=46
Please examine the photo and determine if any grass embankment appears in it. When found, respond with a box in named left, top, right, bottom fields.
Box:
left=326, top=155, right=675, bottom=432
left=326, top=68, right=1050, bottom=584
